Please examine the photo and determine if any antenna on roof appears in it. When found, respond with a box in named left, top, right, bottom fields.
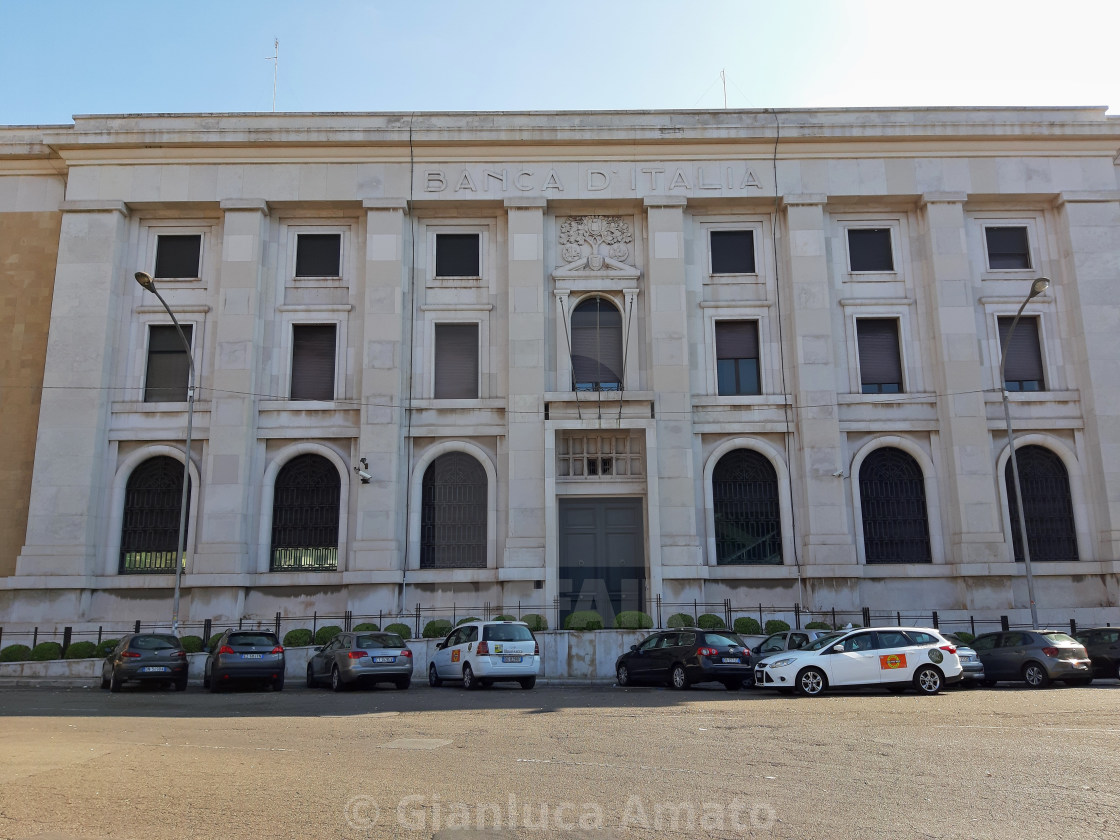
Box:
left=266, top=38, right=279, bottom=111
left=721, top=68, right=727, bottom=109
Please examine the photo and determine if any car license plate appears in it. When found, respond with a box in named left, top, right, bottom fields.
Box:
left=373, top=656, right=394, bottom=663
left=960, top=655, right=975, bottom=663
left=241, top=653, right=262, bottom=659
left=502, top=655, right=522, bottom=663
left=721, top=657, right=741, bottom=664
left=140, top=666, right=169, bottom=673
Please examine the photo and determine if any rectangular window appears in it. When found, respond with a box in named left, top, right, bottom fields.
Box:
left=856, top=319, right=904, bottom=393
left=434, top=323, right=479, bottom=399
left=144, top=324, right=193, bottom=402
left=710, top=230, right=756, bottom=274
left=847, top=228, right=894, bottom=272
left=998, top=316, right=1045, bottom=391
left=435, top=233, right=480, bottom=277
left=715, top=321, right=760, bottom=395
left=295, top=233, right=342, bottom=277
left=154, top=235, right=202, bottom=279
left=985, top=226, right=1031, bottom=270
left=290, top=324, right=337, bottom=400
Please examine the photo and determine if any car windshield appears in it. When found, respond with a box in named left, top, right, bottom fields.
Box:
left=1042, top=632, right=1078, bottom=645
left=483, top=624, right=534, bottom=642
left=356, top=634, right=405, bottom=649
left=228, top=633, right=277, bottom=647
left=803, top=633, right=845, bottom=651
left=131, top=635, right=180, bottom=650
left=702, top=632, right=748, bottom=648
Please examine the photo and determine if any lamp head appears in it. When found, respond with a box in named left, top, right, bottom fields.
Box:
left=1029, top=277, right=1050, bottom=298
left=134, top=271, right=156, bottom=292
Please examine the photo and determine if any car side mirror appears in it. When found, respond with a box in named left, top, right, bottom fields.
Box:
left=832, top=644, right=845, bottom=652
left=630, top=645, right=638, bottom=652
left=313, top=646, right=322, bottom=653
left=436, top=642, right=446, bottom=650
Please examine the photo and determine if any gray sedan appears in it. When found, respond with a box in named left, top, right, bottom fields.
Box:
left=100, top=633, right=189, bottom=692
left=306, top=631, right=413, bottom=691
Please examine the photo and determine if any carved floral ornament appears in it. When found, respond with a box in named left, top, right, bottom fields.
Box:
left=559, top=216, right=633, bottom=267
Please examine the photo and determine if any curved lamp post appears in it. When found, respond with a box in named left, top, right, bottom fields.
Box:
left=134, top=271, right=195, bottom=636
left=999, top=276, right=1050, bottom=631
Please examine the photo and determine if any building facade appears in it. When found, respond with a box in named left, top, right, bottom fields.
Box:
left=1, top=107, right=1119, bottom=628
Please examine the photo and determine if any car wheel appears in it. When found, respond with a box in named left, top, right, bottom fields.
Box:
left=519, top=676, right=536, bottom=690
left=462, top=664, right=477, bottom=691
left=109, top=671, right=122, bottom=693
left=913, top=666, right=943, bottom=695
left=1023, top=662, right=1051, bottom=688
left=330, top=666, right=346, bottom=692
left=669, top=664, right=689, bottom=690
left=395, top=678, right=411, bottom=690
left=795, top=667, right=826, bottom=697
left=272, top=675, right=285, bottom=692
left=428, top=664, right=442, bottom=688
left=306, top=664, right=316, bottom=688
left=616, top=664, right=630, bottom=687
left=173, top=677, right=188, bottom=692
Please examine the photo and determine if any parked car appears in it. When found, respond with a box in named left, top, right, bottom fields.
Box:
left=940, top=633, right=985, bottom=685
left=428, top=620, right=540, bottom=690
left=970, top=630, right=1092, bottom=688
left=203, top=629, right=285, bottom=692
left=1074, top=627, right=1120, bottom=681
left=753, top=629, right=843, bottom=659
left=615, top=628, right=753, bottom=690
left=100, top=633, right=188, bottom=693
left=306, top=630, right=413, bottom=691
left=753, top=627, right=963, bottom=696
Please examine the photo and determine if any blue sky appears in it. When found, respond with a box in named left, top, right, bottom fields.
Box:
left=1, top=0, right=1116, bottom=124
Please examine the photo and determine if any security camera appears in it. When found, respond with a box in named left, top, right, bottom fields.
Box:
left=355, top=468, right=371, bottom=483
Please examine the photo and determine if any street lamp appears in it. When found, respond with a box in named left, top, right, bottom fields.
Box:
left=999, top=276, right=1050, bottom=631
left=134, top=271, right=195, bottom=636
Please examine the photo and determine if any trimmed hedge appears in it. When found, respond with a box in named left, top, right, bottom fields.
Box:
left=952, top=631, right=975, bottom=644
left=314, top=625, right=343, bottom=646
left=283, top=628, right=313, bottom=647
left=804, top=621, right=832, bottom=631
left=64, top=641, right=98, bottom=659
left=521, top=614, right=548, bottom=632
left=0, top=644, right=32, bottom=662
left=180, top=635, right=204, bottom=653
left=423, top=619, right=453, bottom=639
left=613, top=611, right=653, bottom=630
left=353, top=622, right=380, bottom=632
left=455, top=617, right=481, bottom=626
left=384, top=623, right=413, bottom=640
left=30, top=642, right=62, bottom=661
left=667, top=613, right=695, bottom=629
left=494, top=614, right=516, bottom=622
left=764, top=620, right=791, bottom=635
left=208, top=633, right=224, bottom=650
left=733, top=617, right=761, bottom=635
left=697, top=613, right=726, bottom=630
left=564, top=611, right=604, bottom=631
left=95, top=639, right=119, bottom=658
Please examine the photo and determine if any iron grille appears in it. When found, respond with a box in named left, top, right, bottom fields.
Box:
left=270, top=454, right=340, bottom=572
left=859, top=447, right=932, bottom=563
left=421, top=452, right=486, bottom=569
left=1005, top=445, right=1079, bottom=561
left=120, top=456, right=190, bottom=574
left=712, top=449, right=783, bottom=565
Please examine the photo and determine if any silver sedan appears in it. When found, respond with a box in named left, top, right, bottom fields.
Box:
left=306, top=631, right=414, bottom=691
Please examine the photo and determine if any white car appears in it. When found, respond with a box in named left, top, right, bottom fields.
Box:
left=753, top=626, right=963, bottom=696
left=428, top=620, right=541, bottom=690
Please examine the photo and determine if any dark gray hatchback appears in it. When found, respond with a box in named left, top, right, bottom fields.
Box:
left=100, top=633, right=189, bottom=693
left=970, top=630, right=1092, bottom=688
left=204, top=630, right=286, bottom=692
left=615, top=629, right=753, bottom=690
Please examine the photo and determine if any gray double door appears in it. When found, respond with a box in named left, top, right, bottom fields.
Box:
left=558, top=497, right=646, bottom=628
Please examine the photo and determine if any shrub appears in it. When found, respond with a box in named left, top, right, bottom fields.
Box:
left=283, top=628, right=313, bottom=647
left=521, top=614, right=548, bottom=632
left=613, top=611, right=653, bottom=630
left=179, top=635, right=204, bottom=653
left=64, top=641, right=98, bottom=659
left=208, top=633, right=224, bottom=651
left=314, top=625, right=343, bottom=646
left=423, top=619, right=453, bottom=639
left=494, top=614, right=516, bottom=622
left=564, top=611, right=604, bottom=631
left=697, top=613, right=726, bottom=630
left=764, top=620, right=791, bottom=635
left=667, top=613, right=695, bottom=628
left=733, top=617, right=761, bottom=635
left=0, top=644, right=32, bottom=662
left=353, top=623, right=380, bottom=632
left=952, top=631, right=975, bottom=644
left=95, top=639, right=119, bottom=658
left=384, top=623, right=413, bottom=640
left=30, top=642, right=62, bottom=661
left=805, top=621, right=832, bottom=631
left=455, top=617, right=480, bottom=626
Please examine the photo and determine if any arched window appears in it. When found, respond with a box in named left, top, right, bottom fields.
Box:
left=570, top=297, right=623, bottom=391
left=270, top=454, right=340, bottom=571
left=421, top=452, right=487, bottom=569
left=1005, top=445, right=1078, bottom=561
left=859, top=447, right=932, bottom=563
left=120, top=456, right=190, bottom=574
left=712, top=449, right=783, bottom=565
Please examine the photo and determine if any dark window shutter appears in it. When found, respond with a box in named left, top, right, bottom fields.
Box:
left=154, top=235, right=202, bottom=278
left=144, top=324, right=193, bottom=402
left=435, top=234, right=480, bottom=277
left=999, top=317, right=1045, bottom=389
left=295, top=234, right=341, bottom=277
left=434, top=324, right=479, bottom=399
left=710, top=230, right=756, bottom=274
left=290, top=325, right=336, bottom=400
left=715, top=321, right=759, bottom=360
left=857, top=319, right=903, bottom=391
left=570, top=299, right=623, bottom=389
left=848, top=228, right=894, bottom=271
left=985, top=227, right=1031, bottom=269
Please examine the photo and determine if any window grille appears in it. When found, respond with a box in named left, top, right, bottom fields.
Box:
left=859, top=448, right=932, bottom=563
left=270, top=454, right=340, bottom=571
left=144, top=324, right=193, bottom=402
left=421, top=452, right=487, bottom=568
left=570, top=298, right=623, bottom=391
left=712, top=449, right=782, bottom=565
left=557, top=433, right=644, bottom=478
left=120, top=456, right=190, bottom=574
left=1005, top=446, right=1078, bottom=561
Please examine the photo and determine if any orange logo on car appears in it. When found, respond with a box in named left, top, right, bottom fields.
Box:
left=879, top=654, right=907, bottom=670
left=451, top=650, right=460, bottom=662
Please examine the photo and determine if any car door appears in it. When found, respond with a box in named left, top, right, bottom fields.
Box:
left=999, top=632, right=1031, bottom=677
left=648, top=632, right=680, bottom=676
left=627, top=634, right=663, bottom=680
left=970, top=633, right=1002, bottom=677
left=756, top=633, right=788, bottom=658
left=458, top=626, right=479, bottom=675
left=317, top=637, right=343, bottom=680
left=824, top=631, right=882, bottom=686
left=1096, top=629, right=1120, bottom=676
left=433, top=629, right=461, bottom=678
left=874, top=630, right=915, bottom=683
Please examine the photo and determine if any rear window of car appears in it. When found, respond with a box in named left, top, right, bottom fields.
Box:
left=1042, top=632, right=1078, bottom=644
left=356, top=634, right=405, bottom=649
left=702, top=632, right=748, bottom=648
left=131, top=635, right=181, bottom=650
left=484, top=624, right=534, bottom=642
left=228, top=633, right=278, bottom=646
left=905, top=631, right=938, bottom=645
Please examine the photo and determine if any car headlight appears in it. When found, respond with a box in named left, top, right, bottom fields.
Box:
left=768, top=658, right=797, bottom=668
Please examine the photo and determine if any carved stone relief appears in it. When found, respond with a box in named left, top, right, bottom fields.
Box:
left=558, top=216, right=634, bottom=269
